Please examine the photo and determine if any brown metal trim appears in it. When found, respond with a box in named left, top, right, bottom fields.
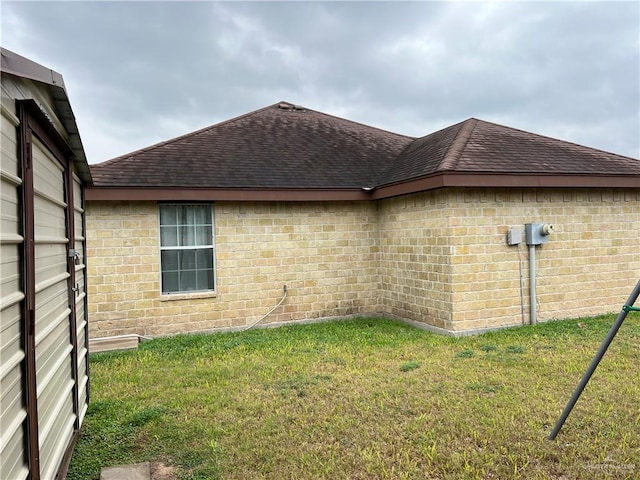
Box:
left=370, top=175, right=445, bottom=199
left=65, top=162, right=81, bottom=432
left=17, top=100, right=72, bottom=161
left=18, top=101, right=41, bottom=480
left=85, top=187, right=373, bottom=202
left=80, top=180, right=91, bottom=404
left=1, top=48, right=66, bottom=91
left=371, top=173, right=640, bottom=199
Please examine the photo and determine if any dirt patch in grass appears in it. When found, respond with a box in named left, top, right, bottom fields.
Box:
left=150, top=462, right=178, bottom=480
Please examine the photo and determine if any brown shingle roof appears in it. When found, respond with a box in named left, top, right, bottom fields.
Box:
left=376, top=118, right=640, bottom=187
left=90, top=102, right=413, bottom=189
left=455, top=119, right=640, bottom=176
left=90, top=101, right=640, bottom=192
left=374, top=119, right=474, bottom=186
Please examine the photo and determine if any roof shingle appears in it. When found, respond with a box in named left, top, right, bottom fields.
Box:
left=90, top=101, right=640, bottom=191
left=91, top=102, right=413, bottom=189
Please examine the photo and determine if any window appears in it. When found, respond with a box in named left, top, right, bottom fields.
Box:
left=159, top=204, right=215, bottom=294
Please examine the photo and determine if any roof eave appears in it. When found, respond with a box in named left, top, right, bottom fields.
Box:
left=85, top=173, right=639, bottom=203
left=51, top=88, right=92, bottom=183
left=371, top=172, right=640, bottom=199
left=85, top=187, right=373, bottom=202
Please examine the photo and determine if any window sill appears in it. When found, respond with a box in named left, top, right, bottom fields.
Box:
left=160, top=291, right=217, bottom=302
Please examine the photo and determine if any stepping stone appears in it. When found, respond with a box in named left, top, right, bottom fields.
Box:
left=101, top=462, right=150, bottom=480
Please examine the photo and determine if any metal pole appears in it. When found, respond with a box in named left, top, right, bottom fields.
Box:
left=529, top=245, right=536, bottom=325
left=548, top=278, right=640, bottom=440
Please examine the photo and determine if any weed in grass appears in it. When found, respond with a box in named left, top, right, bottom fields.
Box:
left=505, top=345, right=526, bottom=354
left=480, top=343, right=498, bottom=353
left=127, top=406, right=167, bottom=427
left=312, top=373, right=332, bottom=382
left=456, top=349, right=475, bottom=358
left=399, top=360, right=420, bottom=372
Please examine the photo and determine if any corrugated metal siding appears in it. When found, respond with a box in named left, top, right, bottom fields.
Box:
left=0, top=101, right=29, bottom=480
left=1, top=68, right=90, bottom=480
left=32, top=136, right=76, bottom=480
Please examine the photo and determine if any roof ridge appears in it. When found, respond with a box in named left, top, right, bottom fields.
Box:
left=438, top=118, right=478, bottom=171
left=370, top=118, right=471, bottom=187
left=92, top=102, right=281, bottom=168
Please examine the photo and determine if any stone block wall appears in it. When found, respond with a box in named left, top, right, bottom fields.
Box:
left=378, top=190, right=454, bottom=330
left=447, top=188, right=639, bottom=331
left=378, top=187, right=640, bottom=333
left=86, top=200, right=380, bottom=338
left=86, top=202, right=159, bottom=337
left=86, top=187, right=640, bottom=338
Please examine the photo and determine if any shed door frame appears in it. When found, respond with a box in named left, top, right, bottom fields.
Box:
left=17, top=100, right=82, bottom=480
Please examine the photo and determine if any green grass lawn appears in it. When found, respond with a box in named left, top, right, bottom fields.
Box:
left=68, top=314, right=640, bottom=480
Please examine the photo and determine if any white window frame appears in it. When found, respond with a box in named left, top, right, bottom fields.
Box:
left=158, top=203, right=216, bottom=294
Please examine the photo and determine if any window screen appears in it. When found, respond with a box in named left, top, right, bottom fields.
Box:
left=159, top=204, right=215, bottom=294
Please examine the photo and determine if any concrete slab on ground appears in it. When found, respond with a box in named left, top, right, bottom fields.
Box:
left=90, top=334, right=140, bottom=353
left=101, top=462, right=150, bottom=480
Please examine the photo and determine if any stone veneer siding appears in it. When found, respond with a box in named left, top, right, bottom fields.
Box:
left=380, top=188, right=640, bottom=332
left=86, top=200, right=380, bottom=337
left=87, top=188, right=639, bottom=338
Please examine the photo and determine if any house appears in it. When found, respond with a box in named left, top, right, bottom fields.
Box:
left=1, top=49, right=91, bottom=480
left=85, top=101, right=640, bottom=341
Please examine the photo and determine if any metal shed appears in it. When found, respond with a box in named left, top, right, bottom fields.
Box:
left=1, top=48, right=91, bottom=480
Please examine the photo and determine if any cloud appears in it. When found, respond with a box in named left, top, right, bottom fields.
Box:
left=1, top=1, right=638, bottom=163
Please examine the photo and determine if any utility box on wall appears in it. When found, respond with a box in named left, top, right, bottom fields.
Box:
left=525, top=223, right=554, bottom=245
left=507, top=227, right=523, bottom=245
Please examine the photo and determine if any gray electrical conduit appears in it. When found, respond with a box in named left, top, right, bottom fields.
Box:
left=92, top=287, right=288, bottom=346
left=242, top=285, right=288, bottom=332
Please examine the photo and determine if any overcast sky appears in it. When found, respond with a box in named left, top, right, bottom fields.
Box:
left=2, top=1, right=639, bottom=164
